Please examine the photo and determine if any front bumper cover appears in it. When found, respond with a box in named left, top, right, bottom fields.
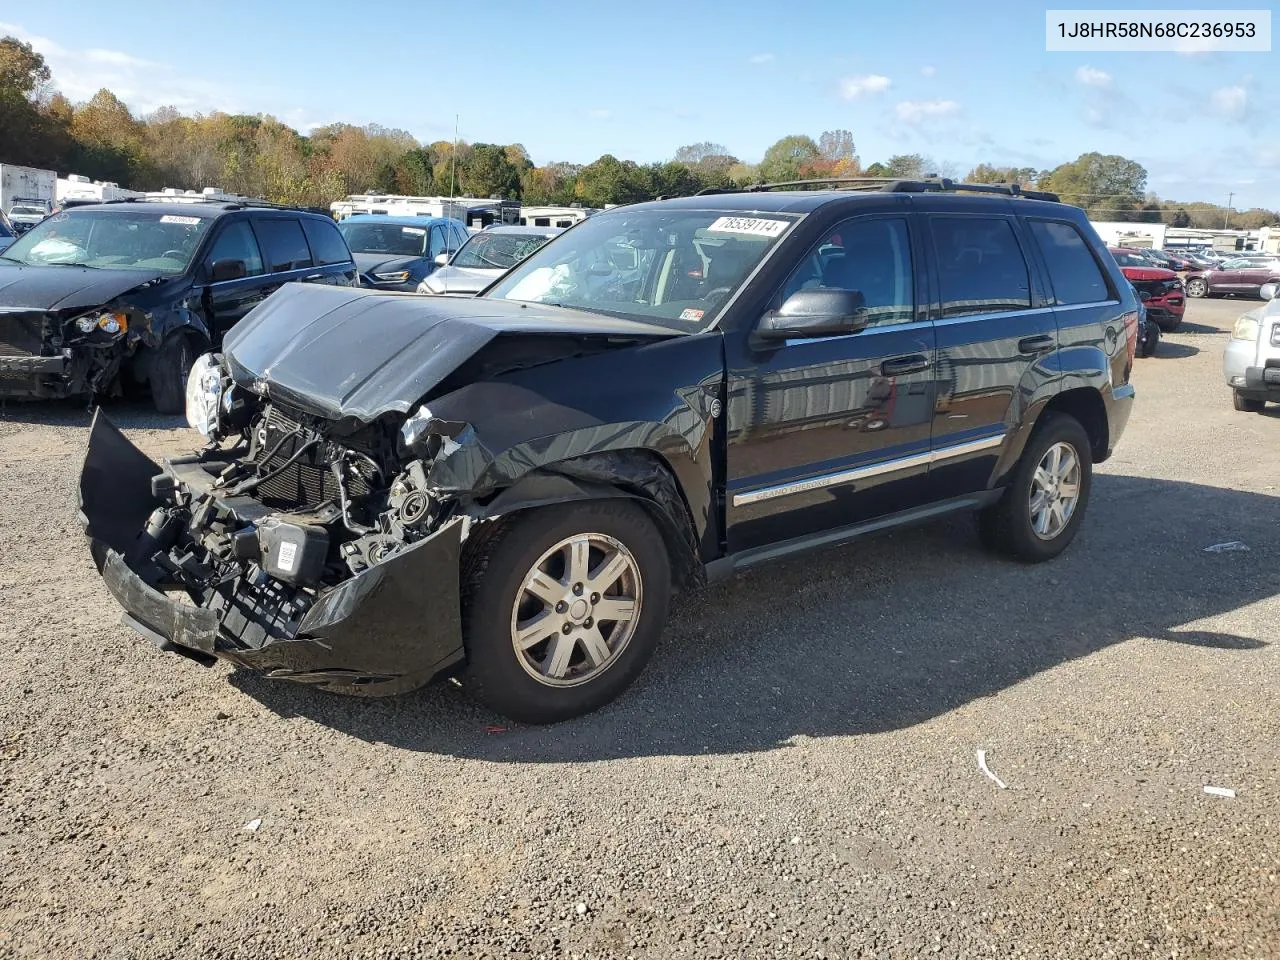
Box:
left=0, top=342, right=124, bottom=400
left=79, top=412, right=467, bottom=696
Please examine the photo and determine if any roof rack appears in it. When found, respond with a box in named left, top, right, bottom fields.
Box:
left=88, top=196, right=331, bottom=215
left=696, top=176, right=1059, bottom=203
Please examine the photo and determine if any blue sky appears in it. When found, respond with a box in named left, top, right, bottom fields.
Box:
left=4, top=1, right=1275, bottom=209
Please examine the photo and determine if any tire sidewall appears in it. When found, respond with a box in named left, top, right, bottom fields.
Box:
left=1001, top=415, right=1094, bottom=562
left=463, top=500, right=671, bottom=724
left=151, top=333, right=195, bottom=414
left=1187, top=278, right=1207, bottom=297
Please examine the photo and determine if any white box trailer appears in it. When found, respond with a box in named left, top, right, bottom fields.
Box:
left=331, top=194, right=520, bottom=227
left=0, top=163, right=57, bottom=228
left=56, top=174, right=144, bottom=204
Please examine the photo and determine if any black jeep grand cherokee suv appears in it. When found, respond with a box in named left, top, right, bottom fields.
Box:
left=81, top=179, right=1137, bottom=723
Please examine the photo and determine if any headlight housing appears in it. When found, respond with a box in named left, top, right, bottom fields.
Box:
left=74, top=311, right=128, bottom=335
left=1232, top=316, right=1260, bottom=342
left=185, top=353, right=225, bottom=438
left=374, top=270, right=412, bottom=283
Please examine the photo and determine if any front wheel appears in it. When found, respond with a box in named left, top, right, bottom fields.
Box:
left=1186, top=278, right=1208, bottom=298
left=1233, top=390, right=1266, bottom=413
left=150, top=334, right=194, bottom=415
left=462, top=500, right=671, bottom=724
left=979, top=413, right=1093, bottom=563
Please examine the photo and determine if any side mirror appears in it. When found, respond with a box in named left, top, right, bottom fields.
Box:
left=435, top=253, right=451, bottom=267
left=210, top=258, right=247, bottom=282
left=754, top=289, right=869, bottom=343
left=1261, top=282, right=1277, bottom=302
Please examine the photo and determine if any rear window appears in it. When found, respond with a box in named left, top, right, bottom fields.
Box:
left=253, top=218, right=313, bottom=272
left=930, top=216, right=1032, bottom=318
left=302, top=217, right=352, bottom=266
left=1029, top=220, right=1110, bottom=305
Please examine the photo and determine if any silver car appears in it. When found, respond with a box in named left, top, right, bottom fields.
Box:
left=1223, top=282, right=1280, bottom=412
left=417, top=225, right=563, bottom=296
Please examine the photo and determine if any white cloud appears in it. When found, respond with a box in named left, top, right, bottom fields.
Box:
left=894, top=99, right=961, bottom=123
left=920, top=66, right=936, bottom=78
left=749, top=53, right=775, bottom=65
left=0, top=20, right=231, bottom=114
left=839, top=74, right=891, bottom=99
left=1075, top=65, right=1112, bottom=88
left=1211, top=85, right=1248, bottom=120
left=586, top=108, right=612, bottom=120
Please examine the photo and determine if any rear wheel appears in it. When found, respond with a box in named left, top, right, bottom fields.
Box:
left=150, top=334, right=194, bottom=415
left=1139, top=321, right=1161, bottom=356
left=1233, top=390, right=1266, bottom=413
left=979, top=412, right=1093, bottom=563
left=1186, top=277, right=1208, bottom=298
left=462, top=500, right=671, bottom=724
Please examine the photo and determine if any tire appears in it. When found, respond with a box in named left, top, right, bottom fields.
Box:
left=150, top=334, right=194, bottom=415
left=1186, top=278, right=1208, bottom=298
left=978, top=412, right=1093, bottom=563
left=461, top=500, right=671, bottom=724
left=1137, top=321, right=1160, bottom=357
left=1233, top=390, right=1265, bottom=413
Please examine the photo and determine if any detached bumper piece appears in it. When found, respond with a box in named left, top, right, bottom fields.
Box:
left=80, top=412, right=466, bottom=696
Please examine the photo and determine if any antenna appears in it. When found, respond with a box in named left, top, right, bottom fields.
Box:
left=449, top=114, right=459, bottom=201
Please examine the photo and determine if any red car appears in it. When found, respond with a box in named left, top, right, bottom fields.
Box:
left=1183, top=256, right=1280, bottom=300
left=1109, top=247, right=1185, bottom=332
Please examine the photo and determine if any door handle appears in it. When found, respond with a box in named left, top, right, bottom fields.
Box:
left=880, top=354, right=930, bottom=376
left=1018, top=335, right=1056, bottom=355
left=303, top=273, right=324, bottom=281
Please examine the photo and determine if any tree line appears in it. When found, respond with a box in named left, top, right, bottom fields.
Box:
left=2, top=36, right=1275, bottom=229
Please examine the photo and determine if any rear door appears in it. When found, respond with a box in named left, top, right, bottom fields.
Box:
left=923, top=207, right=1057, bottom=498
left=251, top=216, right=317, bottom=289
left=724, top=212, right=937, bottom=553
left=301, top=216, right=359, bottom=286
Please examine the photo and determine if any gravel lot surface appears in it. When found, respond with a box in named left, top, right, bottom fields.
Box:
left=1, top=297, right=1277, bottom=959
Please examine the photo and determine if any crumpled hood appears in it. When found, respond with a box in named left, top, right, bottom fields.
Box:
left=353, top=252, right=422, bottom=278
left=422, top=264, right=501, bottom=295
left=0, top=264, right=165, bottom=311
left=222, top=282, right=680, bottom=422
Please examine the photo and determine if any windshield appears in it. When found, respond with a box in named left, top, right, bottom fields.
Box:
left=1112, top=250, right=1155, bottom=268
left=2, top=209, right=211, bottom=273
left=452, top=232, right=555, bottom=270
left=339, top=222, right=428, bottom=257
left=10, top=205, right=46, bottom=216
left=485, top=208, right=798, bottom=331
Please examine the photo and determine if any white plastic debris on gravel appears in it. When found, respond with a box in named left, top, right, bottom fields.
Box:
left=975, top=749, right=1009, bottom=790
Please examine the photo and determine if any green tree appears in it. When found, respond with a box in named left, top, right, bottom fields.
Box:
left=1039, top=152, right=1147, bottom=218
left=575, top=154, right=651, bottom=206
left=648, top=161, right=703, bottom=198
left=758, top=135, right=820, bottom=182
left=1170, top=208, right=1191, bottom=228
left=462, top=143, right=522, bottom=199
left=884, top=154, right=927, bottom=178
left=863, top=161, right=889, bottom=177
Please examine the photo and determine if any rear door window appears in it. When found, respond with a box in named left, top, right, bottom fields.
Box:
left=205, top=220, right=265, bottom=277
left=929, top=216, right=1032, bottom=317
left=1028, top=220, right=1110, bottom=305
left=301, top=217, right=353, bottom=266
left=252, top=217, right=313, bottom=273
left=428, top=225, right=449, bottom=259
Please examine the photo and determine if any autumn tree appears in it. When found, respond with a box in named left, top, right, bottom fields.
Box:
left=758, top=135, right=820, bottom=182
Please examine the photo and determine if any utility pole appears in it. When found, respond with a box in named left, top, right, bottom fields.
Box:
left=449, top=114, right=459, bottom=200
left=1224, top=192, right=1233, bottom=230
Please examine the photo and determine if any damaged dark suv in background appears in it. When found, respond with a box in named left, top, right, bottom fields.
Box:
left=81, top=179, right=1137, bottom=723
left=0, top=199, right=356, bottom=411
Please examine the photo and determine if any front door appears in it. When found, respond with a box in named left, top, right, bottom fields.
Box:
left=201, top=219, right=272, bottom=343
left=724, top=214, right=936, bottom=553
left=923, top=210, right=1058, bottom=499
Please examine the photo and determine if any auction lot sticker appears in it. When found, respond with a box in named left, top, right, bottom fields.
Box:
left=159, top=215, right=201, bottom=225
left=707, top=216, right=788, bottom=238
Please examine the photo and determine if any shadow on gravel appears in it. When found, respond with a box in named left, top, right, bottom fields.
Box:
left=0, top=397, right=184, bottom=431
left=1148, top=342, right=1200, bottom=360
left=232, top=474, right=1279, bottom=761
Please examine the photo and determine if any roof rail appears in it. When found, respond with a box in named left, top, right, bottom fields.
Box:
left=87, top=196, right=332, bottom=216
left=698, top=176, right=1059, bottom=203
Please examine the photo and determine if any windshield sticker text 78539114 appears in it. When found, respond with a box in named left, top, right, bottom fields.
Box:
left=706, top=216, right=788, bottom=238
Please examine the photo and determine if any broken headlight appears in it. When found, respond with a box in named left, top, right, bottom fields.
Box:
left=185, top=353, right=225, bottom=438
left=74, top=311, right=128, bottom=335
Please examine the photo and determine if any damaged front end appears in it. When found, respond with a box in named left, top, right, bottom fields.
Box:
left=0, top=306, right=131, bottom=400
left=79, top=389, right=474, bottom=695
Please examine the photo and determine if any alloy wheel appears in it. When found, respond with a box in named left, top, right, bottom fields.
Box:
left=1028, top=441, right=1082, bottom=540
left=509, top=533, right=642, bottom=687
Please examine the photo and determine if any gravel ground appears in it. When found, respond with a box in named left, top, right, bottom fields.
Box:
left=1, top=297, right=1277, bottom=959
